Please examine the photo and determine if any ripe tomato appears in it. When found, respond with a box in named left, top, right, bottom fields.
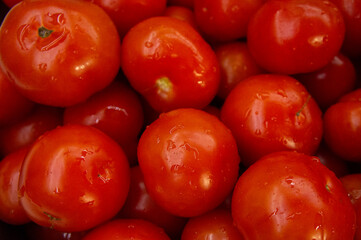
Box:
left=194, top=0, right=264, bottom=42
left=137, top=108, right=240, bottom=217
left=118, top=166, right=188, bottom=239
left=0, top=105, right=63, bottom=156
left=0, top=0, right=121, bottom=107
left=164, top=5, right=197, bottom=29
left=221, top=74, right=323, bottom=167
left=181, top=209, right=244, bottom=239
left=295, top=53, right=356, bottom=110
left=87, top=0, right=167, bottom=38
left=214, top=41, right=264, bottom=100
left=0, top=147, right=30, bottom=225
left=63, top=80, right=144, bottom=166
left=82, top=219, right=171, bottom=240
left=323, top=89, right=361, bottom=162
left=247, top=0, right=345, bottom=74
left=121, top=16, right=220, bottom=113
left=18, top=124, right=130, bottom=232
left=232, top=151, right=356, bottom=239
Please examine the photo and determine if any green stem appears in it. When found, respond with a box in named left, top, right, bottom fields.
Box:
left=38, top=26, right=53, bottom=38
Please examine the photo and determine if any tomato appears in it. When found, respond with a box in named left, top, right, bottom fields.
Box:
left=247, top=0, right=345, bottom=74
left=323, top=88, right=361, bottom=162
left=0, top=147, right=30, bottom=225
left=63, top=80, right=144, bottom=166
left=214, top=41, right=265, bottom=100
left=87, top=0, right=167, bottom=38
left=232, top=151, right=356, bottom=239
left=121, top=16, right=220, bottom=113
left=0, top=66, right=34, bottom=126
left=18, top=124, right=130, bottom=232
left=340, top=174, right=361, bottom=240
left=294, top=53, right=356, bottom=111
left=181, top=209, right=244, bottom=240
left=82, top=219, right=171, bottom=240
left=221, top=74, right=323, bottom=167
left=0, top=105, right=63, bottom=156
left=194, top=0, right=264, bottom=42
left=0, top=0, right=121, bottom=107
left=137, top=108, right=240, bottom=217
left=329, top=0, right=361, bottom=58
left=117, top=166, right=188, bottom=239
left=164, top=5, right=197, bottom=29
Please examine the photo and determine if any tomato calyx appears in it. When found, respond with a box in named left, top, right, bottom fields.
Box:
left=155, top=76, right=173, bottom=100
left=38, top=26, right=54, bottom=38
left=43, top=211, right=61, bottom=223
left=296, top=95, right=311, bottom=117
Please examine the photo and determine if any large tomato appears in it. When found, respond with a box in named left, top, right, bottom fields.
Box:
left=221, top=74, right=323, bottom=167
left=232, top=151, right=356, bottom=239
left=0, top=0, right=121, bottom=107
left=18, top=124, right=130, bottom=232
left=137, top=108, right=240, bottom=217
left=121, top=16, right=220, bottom=113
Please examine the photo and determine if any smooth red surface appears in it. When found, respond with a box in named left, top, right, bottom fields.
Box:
left=232, top=151, right=356, bottom=239
left=0, top=0, right=121, bottom=106
left=18, top=124, right=130, bottom=232
left=221, top=74, right=323, bottom=167
left=137, top=108, right=240, bottom=217
left=121, top=16, right=220, bottom=113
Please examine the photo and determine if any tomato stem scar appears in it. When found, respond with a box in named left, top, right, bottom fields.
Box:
left=43, top=211, right=60, bottom=221
left=38, top=26, right=53, bottom=38
left=155, top=77, right=173, bottom=99
left=325, top=184, right=331, bottom=193
left=296, top=95, right=311, bottom=117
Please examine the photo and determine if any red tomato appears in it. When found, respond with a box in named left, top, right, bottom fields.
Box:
left=0, top=0, right=121, bottom=107
left=0, top=147, right=30, bottom=225
left=295, top=53, right=356, bottom=110
left=329, top=0, right=361, bottom=58
left=232, top=151, right=356, bottom=239
left=214, top=41, right=265, bottom=100
left=18, top=124, right=130, bottom=232
left=340, top=174, right=361, bottom=240
left=121, top=16, right=220, bottom=113
left=137, top=108, right=240, bottom=217
left=0, top=66, right=34, bottom=126
left=88, top=0, right=167, bottom=38
left=63, top=80, right=144, bottom=166
left=221, top=74, right=323, bottom=167
left=82, top=219, right=171, bottom=240
left=323, top=89, right=361, bottom=162
left=247, top=0, right=345, bottom=74
left=0, top=105, right=63, bottom=156
left=181, top=209, right=244, bottom=240
left=164, top=5, right=197, bottom=29
left=118, top=166, right=188, bottom=239
left=194, top=0, right=265, bottom=42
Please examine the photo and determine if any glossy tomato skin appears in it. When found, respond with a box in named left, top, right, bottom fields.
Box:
left=0, top=66, right=34, bottom=126
left=118, top=166, right=188, bottom=239
left=137, top=108, right=240, bottom=217
left=181, top=209, right=244, bottom=240
left=295, top=53, right=356, bottom=111
left=0, top=105, right=63, bottom=156
left=0, top=147, right=30, bottom=225
left=18, top=124, right=130, bottom=232
left=82, top=219, right=171, bottom=240
left=323, top=89, right=361, bottom=162
left=221, top=74, right=323, bottom=167
left=214, top=41, right=265, bottom=100
left=194, top=0, right=264, bottom=42
left=63, top=80, right=144, bottom=166
left=164, top=5, right=197, bottom=29
left=247, top=0, right=345, bottom=74
left=88, top=0, right=167, bottom=38
left=232, top=151, right=356, bottom=240
left=121, top=16, right=220, bottom=113
left=0, top=0, right=121, bottom=107
left=329, top=0, right=361, bottom=58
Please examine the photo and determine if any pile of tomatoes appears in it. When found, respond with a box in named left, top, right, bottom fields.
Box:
left=0, top=0, right=360, bottom=239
